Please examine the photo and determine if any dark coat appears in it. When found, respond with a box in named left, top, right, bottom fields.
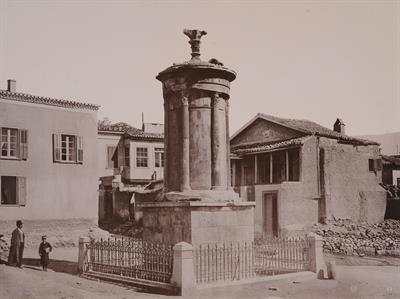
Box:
left=8, top=228, right=25, bottom=266
left=39, top=241, right=52, bottom=267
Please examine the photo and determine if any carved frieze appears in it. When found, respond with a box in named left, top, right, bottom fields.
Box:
left=189, top=97, right=211, bottom=109
left=163, top=77, right=187, bottom=93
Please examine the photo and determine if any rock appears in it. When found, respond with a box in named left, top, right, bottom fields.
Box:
left=88, top=226, right=110, bottom=241
left=311, top=219, right=400, bottom=257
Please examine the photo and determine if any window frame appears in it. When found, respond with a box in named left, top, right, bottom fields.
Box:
left=61, top=134, right=76, bottom=162
left=0, top=176, right=26, bottom=207
left=124, top=145, right=130, bottom=167
left=154, top=147, right=164, bottom=168
left=53, top=133, right=83, bottom=164
left=368, top=158, right=382, bottom=173
left=106, top=145, right=117, bottom=169
left=0, top=127, right=28, bottom=160
left=136, top=147, right=149, bottom=168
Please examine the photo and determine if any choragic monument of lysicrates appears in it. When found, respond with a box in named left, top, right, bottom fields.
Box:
left=139, top=29, right=255, bottom=245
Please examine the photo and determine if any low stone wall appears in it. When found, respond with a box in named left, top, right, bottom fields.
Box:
left=312, top=219, right=400, bottom=256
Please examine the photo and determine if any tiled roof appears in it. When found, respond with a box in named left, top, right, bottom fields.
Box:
left=124, top=129, right=163, bottom=140
left=382, top=155, right=400, bottom=167
left=98, top=122, right=164, bottom=140
left=0, top=90, right=99, bottom=111
left=231, top=137, right=309, bottom=155
left=98, top=122, right=141, bottom=134
left=256, top=114, right=378, bottom=146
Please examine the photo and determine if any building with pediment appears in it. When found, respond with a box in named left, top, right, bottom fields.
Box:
left=230, top=113, right=386, bottom=237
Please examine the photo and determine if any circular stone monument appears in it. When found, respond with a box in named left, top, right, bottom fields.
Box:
left=139, top=30, right=254, bottom=245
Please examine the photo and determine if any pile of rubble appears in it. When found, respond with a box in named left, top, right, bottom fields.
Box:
left=99, top=221, right=143, bottom=239
left=0, top=234, right=9, bottom=262
left=312, top=219, right=400, bottom=256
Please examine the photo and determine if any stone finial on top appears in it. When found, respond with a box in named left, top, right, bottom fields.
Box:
left=183, top=29, right=207, bottom=60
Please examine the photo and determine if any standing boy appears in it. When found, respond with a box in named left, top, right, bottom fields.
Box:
left=39, top=235, right=52, bottom=271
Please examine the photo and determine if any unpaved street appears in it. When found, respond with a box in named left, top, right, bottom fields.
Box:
left=1, top=262, right=399, bottom=299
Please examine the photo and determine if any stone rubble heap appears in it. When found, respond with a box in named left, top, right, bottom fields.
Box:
left=312, top=219, right=400, bottom=256
left=0, top=235, right=9, bottom=261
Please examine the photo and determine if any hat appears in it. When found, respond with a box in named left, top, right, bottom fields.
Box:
left=42, top=235, right=47, bottom=239
left=16, top=220, right=23, bottom=226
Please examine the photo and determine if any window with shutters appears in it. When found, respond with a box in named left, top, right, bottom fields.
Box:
left=53, top=134, right=83, bottom=164
left=136, top=147, right=148, bottom=167
left=0, top=127, right=28, bottom=160
left=368, top=158, right=382, bottom=173
left=0, top=176, right=26, bottom=206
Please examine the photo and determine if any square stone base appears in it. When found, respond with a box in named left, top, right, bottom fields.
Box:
left=138, top=201, right=255, bottom=246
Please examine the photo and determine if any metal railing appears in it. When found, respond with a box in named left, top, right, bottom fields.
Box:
left=194, top=242, right=255, bottom=283
left=194, top=237, right=310, bottom=284
left=254, top=237, right=309, bottom=275
left=84, top=237, right=173, bottom=283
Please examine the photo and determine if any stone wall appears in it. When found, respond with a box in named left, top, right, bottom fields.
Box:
left=190, top=206, right=254, bottom=245
left=142, top=205, right=192, bottom=245
left=320, top=138, right=386, bottom=223
left=112, top=190, right=132, bottom=222
left=141, top=202, right=254, bottom=246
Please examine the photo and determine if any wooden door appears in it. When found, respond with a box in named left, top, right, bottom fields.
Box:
left=105, top=190, right=113, bottom=220
left=263, top=192, right=278, bottom=238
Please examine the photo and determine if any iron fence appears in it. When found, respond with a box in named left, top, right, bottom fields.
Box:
left=254, top=237, right=310, bottom=275
left=194, top=242, right=255, bottom=283
left=194, top=237, right=310, bottom=284
left=84, top=237, right=173, bottom=283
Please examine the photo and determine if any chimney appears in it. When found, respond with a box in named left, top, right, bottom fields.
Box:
left=7, top=79, right=16, bottom=92
left=333, top=118, right=345, bottom=134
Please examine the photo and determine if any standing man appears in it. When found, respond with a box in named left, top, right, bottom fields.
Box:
left=8, top=220, right=25, bottom=268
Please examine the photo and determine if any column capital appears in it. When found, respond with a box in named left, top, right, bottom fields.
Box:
left=180, top=95, right=189, bottom=106
left=212, top=92, right=225, bottom=109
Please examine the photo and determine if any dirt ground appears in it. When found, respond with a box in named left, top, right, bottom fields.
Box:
left=1, top=256, right=399, bottom=299
left=1, top=220, right=399, bottom=298
left=0, top=219, right=98, bottom=249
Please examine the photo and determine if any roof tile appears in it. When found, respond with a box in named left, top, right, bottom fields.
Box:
left=257, top=113, right=378, bottom=146
left=0, top=90, right=99, bottom=111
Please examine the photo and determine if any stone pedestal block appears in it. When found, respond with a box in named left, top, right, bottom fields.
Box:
left=139, top=201, right=255, bottom=246
left=308, top=233, right=327, bottom=279
left=171, top=242, right=196, bottom=296
left=78, top=236, right=90, bottom=273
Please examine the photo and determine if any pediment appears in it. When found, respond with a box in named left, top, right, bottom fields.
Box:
left=231, top=118, right=305, bottom=147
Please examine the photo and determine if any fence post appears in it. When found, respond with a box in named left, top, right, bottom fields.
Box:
left=308, top=233, right=326, bottom=279
left=78, top=236, right=90, bottom=273
left=171, top=242, right=196, bottom=296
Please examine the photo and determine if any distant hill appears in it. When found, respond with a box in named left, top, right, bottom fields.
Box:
left=357, top=132, right=400, bottom=155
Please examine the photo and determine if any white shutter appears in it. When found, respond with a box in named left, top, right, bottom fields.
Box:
left=17, top=177, right=26, bottom=206
left=19, top=129, right=28, bottom=160
left=77, top=136, right=83, bottom=163
left=53, top=134, right=61, bottom=162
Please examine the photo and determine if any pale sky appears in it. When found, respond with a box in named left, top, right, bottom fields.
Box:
left=0, top=0, right=399, bottom=136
